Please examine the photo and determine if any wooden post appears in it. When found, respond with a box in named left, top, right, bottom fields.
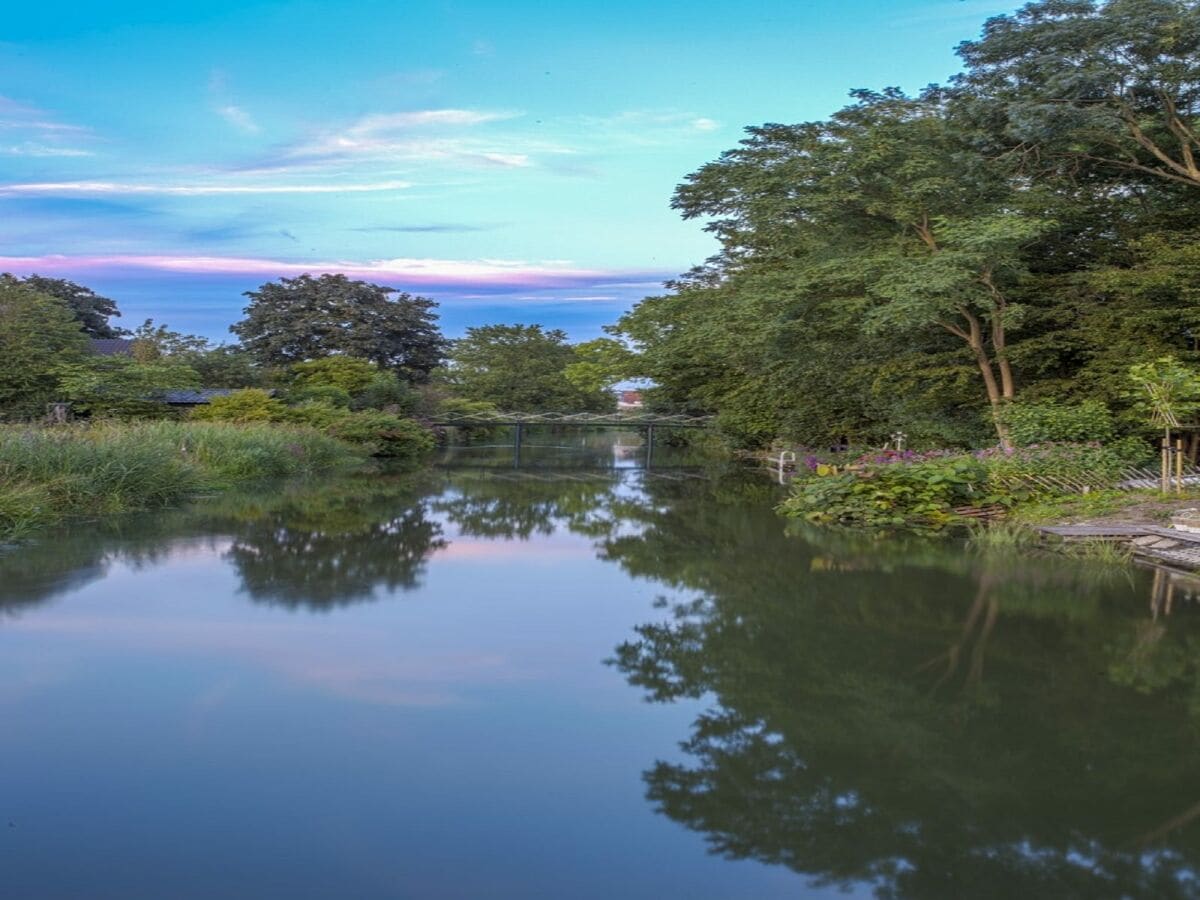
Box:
left=1162, top=434, right=1171, bottom=494
left=513, top=423, right=523, bottom=467
left=645, top=424, right=655, bottom=469
left=1178, top=438, right=1185, bottom=495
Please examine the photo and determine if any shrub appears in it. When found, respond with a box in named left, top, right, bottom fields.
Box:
left=282, top=402, right=434, bottom=458
left=287, top=357, right=381, bottom=395
left=326, top=410, right=434, bottom=458
left=284, top=384, right=352, bottom=408
left=1000, top=399, right=1116, bottom=445
left=191, top=388, right=286, bottom=423
left=780, top=455, right=992, bottom=529
left=351, top=374, right=414, bottom=412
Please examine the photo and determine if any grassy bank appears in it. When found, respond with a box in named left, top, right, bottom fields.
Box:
left=0, top=421, right=364, bottom=540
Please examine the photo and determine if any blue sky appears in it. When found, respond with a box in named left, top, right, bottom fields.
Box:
left=1, top=0, right=1015, bottom=341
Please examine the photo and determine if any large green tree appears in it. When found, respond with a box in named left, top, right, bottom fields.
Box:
left=444, top=324, right=615, bottom=411
left=0, top=276, right=90, bottom=417
left=621, top=90, right=1062, bottom=445
left=11, top=274, right=125, bottom=338
left=957, top=0, right=1200, bottom=191
left=232, top=274, right=446, bottom=380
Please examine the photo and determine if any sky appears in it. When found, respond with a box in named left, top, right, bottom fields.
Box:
left=0, top=0, right=1017, bottom=342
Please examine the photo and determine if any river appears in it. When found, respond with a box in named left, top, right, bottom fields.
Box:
left=2, top=432, right=1199, bottom=898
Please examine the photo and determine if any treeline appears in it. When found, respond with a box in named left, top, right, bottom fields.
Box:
left=0, top=272, right=628, bottom=427
left=612, top=0, right=1200, bottom=450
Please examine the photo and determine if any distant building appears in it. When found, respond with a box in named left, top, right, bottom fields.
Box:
left=617, top=390, right=644, bottom=410
left=89, top=338, right=135, bottom=356
left=160, top=389, right=237, bottom=407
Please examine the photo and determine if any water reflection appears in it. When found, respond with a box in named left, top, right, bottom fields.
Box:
left=5, top=451, right=1200, bottom=897
left=604, top=474, right=1200, bottom=898
left=0, top=475, right=449, bottom=613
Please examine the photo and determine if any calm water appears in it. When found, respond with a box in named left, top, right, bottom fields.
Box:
left=3, top=433, right=1200, bottom=898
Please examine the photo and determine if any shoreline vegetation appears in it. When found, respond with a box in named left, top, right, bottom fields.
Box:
left=10, top=2, right=1200, bottom=561
left=0, top=421, right=365, bottom=540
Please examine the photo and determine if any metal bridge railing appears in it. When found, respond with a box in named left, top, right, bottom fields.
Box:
left=430, top=411, right=713, bottom=427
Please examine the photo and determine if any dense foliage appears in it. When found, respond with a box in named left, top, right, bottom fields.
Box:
left=192, top=388, right=434, bottom=459
left=780, top=440, right=1146, bottom=529
left=443, top=324, right=617, bottom=411
left=232, top=274, right=447, bottom=380
left=613, top=0, right=1200, bottom=452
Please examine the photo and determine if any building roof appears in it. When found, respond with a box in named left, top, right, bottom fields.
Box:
left=89, top=338, right=135, bottom=356
left=160, top=389, right=236, bottom=405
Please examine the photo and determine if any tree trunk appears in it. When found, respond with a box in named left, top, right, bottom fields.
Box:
left=961, top=307, right=1012, bottom=449
left=981, top=269, right=1015, bottom=401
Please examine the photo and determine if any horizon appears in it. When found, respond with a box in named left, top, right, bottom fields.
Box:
left=3, top=0, right=1015, bottom=342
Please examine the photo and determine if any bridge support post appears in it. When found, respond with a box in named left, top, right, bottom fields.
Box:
left=645, top=424, right=655, bottom=469
left=513, top=423, right=523, bottom=467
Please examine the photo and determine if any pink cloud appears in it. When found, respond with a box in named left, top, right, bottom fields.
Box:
left=0, top=253, right=666, bottom=290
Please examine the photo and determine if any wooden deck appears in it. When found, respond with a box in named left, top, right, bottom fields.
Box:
left=1039, top=524, right=1200, bottom=569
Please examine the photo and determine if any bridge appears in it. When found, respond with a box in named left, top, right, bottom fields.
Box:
left=429, top=410, right=714, bottom=465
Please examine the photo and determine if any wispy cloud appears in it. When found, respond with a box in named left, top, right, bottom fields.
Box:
left=351, top=223, right=499, bottom=233
left=266, top=108, right=542, bottom=170
left=0, top=94, right=94, bottom=156
left=577, top=109, right=723, bottom=146
left=208, top=70, right=261, bottom=134
left=215, top=104, right=260, bottom=134
left=0, top=179, right=411, bottom=197
left=2, top=143, right=93, bottom=158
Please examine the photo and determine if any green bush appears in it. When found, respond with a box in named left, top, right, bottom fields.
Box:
left=284, top=384, right=353, bottom=408
left=1000, top=399, right=1116, bottom=445
left=282, top=402, right=434, bottom=458
left=286, top=356, right=387, bottom=395
left=327, top=410, right=434, bottom=458
left=780, top=455, right=992, bottom=529
left=351, top=374, right=414, bottom=412
left=190, top=388, right=286, bottom=422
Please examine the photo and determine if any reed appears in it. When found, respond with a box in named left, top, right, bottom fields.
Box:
left=0, top=421, right=362, bottom=540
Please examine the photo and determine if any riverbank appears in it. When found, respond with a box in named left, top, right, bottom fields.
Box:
left=1005, top=487, right=1200, bottom=571
left=0, top=420, right=365, bottom=540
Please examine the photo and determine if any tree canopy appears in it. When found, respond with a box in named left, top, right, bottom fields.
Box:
left=11, top=274, right=125, bottom=339
left=443, top=324, right=616, bottom=411
left=0, top=276, right=91, bottom=417
left=232, top=274, right=447, bottom=380
left=614, top=0, right=1200, bottom=450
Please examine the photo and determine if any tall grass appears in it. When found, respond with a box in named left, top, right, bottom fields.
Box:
left=966, top=521, right=1040, bottom=551
left=0, top=421, right=362, bottom=539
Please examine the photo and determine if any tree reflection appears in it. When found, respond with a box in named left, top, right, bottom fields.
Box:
left=433, top=470, right=623, bottom=540
left=0, top=473, right=448, bottom=614
left=227, top=477, right=446, bottom=609
left=605, top=475, right=1200, bottom=898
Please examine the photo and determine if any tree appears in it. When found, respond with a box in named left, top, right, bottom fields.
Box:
left=562, top=338, right=639, bottom=396
left=641, top=90, right=1058, bottom=445
left=232, top=274, right=446, bottom=380
left=287, top=357, right=385, bottom=395
left=444, top=324, right=615, bottom=411
left=0, top=276, right=90, bottom=417
left=54, top=356, right=200, bottom=417
left=12, top=274, right=125, bottom=338
left=129, top=319, right=210, bottom=362
left=957, top=0, right=1200, bottom=191
left=186, top=344, right=266, bottom=389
